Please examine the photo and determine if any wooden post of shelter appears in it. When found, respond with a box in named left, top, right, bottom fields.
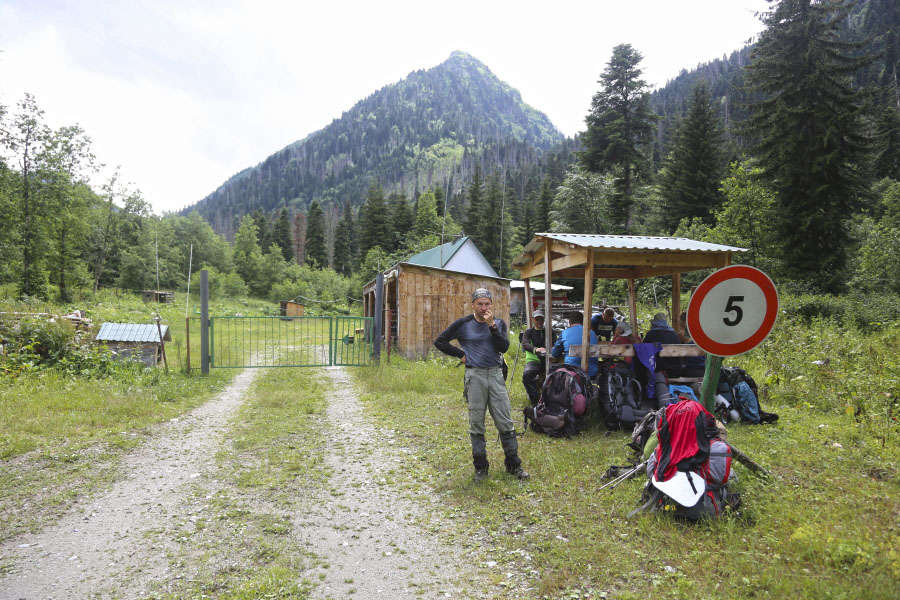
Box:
left=627, top=278, right=638, bottom=334
left=523, top=279, right=532, bottom=327
left=581, top=249, right=593, bottom=372
left=543, top=240, right=552, bottom=374
left=672, top=272, right=682, bottom=337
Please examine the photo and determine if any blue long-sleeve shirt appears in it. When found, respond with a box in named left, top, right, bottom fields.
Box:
left=551, top=324, right=599, bottom=377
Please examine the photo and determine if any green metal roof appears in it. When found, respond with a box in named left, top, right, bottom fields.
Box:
left=405, top=236, right=469, bottom=269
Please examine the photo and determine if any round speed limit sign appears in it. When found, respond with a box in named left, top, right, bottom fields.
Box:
left=686, top=265, right=778, bottom=357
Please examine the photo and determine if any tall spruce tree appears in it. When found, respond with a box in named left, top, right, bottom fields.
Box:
left=332, top=202, right=356, bottom=276
left=465, top=165, right=485, bottom=246
left=359, top=182, right=391, bottom=256
left=660, top=81, right=727, bottom=232
left=744, top=0, right=876, bottom=291
left=580, top=43, right=656, bottom=232
left=251, top=209, right=271, bottom=255
left=272, top=207, right=294, bottom=262
left=304, top=200, right=327, bottom=268
left=388, top=192, right=414, bottom=252
left=537, top=177, right=553, bottom=233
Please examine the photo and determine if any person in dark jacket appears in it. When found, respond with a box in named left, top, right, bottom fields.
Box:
left=642, top=312, right=683, bottom=376
left=521, top=309, right=557, bottom=406
left=434, top=288, right=529, bottom=481
left=590, top=307, right=618, bottom=341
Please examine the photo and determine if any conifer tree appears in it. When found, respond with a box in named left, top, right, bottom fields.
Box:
left=537, top=178, right=553, bottom=233
left=581, top=43, right=656, bottom=232
left=744, top=0, right=876, bottom=291
left=332, top=202, right=356, bottom=276
left=251, top=209, right=271, bottom=254
left=388, top=192, right=414, bottom=252
left=465, top=165, right=485, bottom=245
left=660, top=81, right=727, bottom=232
left=305, top=200, right=327, bottom=268
left=272, top=207, right=294, bottom=262
left=359, top=182, right=391, bottom=256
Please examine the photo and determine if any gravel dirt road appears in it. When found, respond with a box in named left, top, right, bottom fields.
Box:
left=0, top=367, right=492, bottom=599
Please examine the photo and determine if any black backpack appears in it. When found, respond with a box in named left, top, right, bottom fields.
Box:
left=718, top=367, right=778, bottom=424
left=597, top=361, right=649, bottom=430
left=524, top=364, right=593, bottom=438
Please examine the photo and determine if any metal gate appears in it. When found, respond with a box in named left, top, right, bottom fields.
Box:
left=209, top=315, right=374, bottom=368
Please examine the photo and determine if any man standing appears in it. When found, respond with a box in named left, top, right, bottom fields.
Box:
left=521, top=309, right=556, bottom=406
left=434, top=288, right=529, bottom=481
left=552, top=311, right=599, bottom=378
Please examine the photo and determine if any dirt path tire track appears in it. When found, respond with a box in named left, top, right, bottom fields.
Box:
left=0, top=368, right=259, bottom=600
left=296, top=367, right=491, bottom=599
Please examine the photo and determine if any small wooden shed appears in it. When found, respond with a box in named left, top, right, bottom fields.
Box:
left=363, top=237, right=510, bottom=360
left=512, top=233, right=746, bottom=373
left=96, top=322, right=172, bottom=367
left=280, top=301, right=305, bottom=317
left=142, top=290, right=174, bottom=304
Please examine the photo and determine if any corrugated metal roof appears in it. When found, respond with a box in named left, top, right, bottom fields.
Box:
left=96, top=322, right=171, bottom=343
left=405, top=236, right=469, bottom=269
left=529, top=233, right=746, bottom=253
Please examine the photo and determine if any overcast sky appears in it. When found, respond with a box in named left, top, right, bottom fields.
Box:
left=0, top=0, right=771, bottom=215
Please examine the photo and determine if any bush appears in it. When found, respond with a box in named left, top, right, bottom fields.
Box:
left=780, top=294, right=900, bottom=331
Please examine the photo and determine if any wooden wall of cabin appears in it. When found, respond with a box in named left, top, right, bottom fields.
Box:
left=395, top=266, right=509, bottom=359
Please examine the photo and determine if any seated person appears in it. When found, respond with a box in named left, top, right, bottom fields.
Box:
left=590, top=307, right=618, bottom=341
left=521, top=310, right=557, bottom=406
left=642, top=312, right=683, bottom=376
left=677, top=310, right=706, bottom=378
left=612, top=321, right=643, bottom=365
left=551, top=311, right=599, bottom=378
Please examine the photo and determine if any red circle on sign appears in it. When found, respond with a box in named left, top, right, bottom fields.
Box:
left=687, top=265, right=778, bottom=356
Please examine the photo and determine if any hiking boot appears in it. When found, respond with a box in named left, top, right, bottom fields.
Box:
left=474, top=467, right=489, bottom=482
left=507, top=465, right=530, bottom=480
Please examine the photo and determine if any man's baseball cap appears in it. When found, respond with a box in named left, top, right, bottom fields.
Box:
left=533, top=310, right=545, bottom=318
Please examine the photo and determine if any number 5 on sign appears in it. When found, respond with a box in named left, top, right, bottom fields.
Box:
left=687, top=265, right=779, bottom=357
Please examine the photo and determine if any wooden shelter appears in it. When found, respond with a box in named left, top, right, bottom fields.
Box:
left=363, top=237, right=509, bottom=360
left=511, top=233, right=746, bottom=373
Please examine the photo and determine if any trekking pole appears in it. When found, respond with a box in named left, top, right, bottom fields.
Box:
left=599, top=461, right=647, bottom=492
left=506, top=334, right=522, bottom=395
left=729, top=444, right=770, bottom=478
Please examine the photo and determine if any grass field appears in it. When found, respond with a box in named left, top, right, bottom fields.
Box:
left=2, top=288, right=898, bottom=598
left=352, top=315, right=900, bottom=599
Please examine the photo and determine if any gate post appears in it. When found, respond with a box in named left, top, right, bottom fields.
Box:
left=373, top=272, right=384, bottom=363
left=200, top=269, right=210, bottom=374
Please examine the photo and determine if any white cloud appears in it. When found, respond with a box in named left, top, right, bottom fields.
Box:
left=0, top=0, right=769, bottom=214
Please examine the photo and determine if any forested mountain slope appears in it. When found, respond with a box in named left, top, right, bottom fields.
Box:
left=186, top=51, right=569, bottom=237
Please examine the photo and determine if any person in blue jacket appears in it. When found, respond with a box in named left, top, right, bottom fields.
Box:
left=551, top=311, right=599, bottom=378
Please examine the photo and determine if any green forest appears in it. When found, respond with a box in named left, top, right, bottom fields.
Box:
left=2, top=0, right=900, bottom=309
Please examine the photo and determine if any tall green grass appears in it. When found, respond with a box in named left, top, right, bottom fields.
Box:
left=352, top=311, right=900, bottom=599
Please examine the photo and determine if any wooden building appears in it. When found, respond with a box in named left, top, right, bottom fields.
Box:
left=363, top=237, right=509, bottom=359
left=279, top=301, right=305, bottom=317
left=95, top=322, right=172, bottom=367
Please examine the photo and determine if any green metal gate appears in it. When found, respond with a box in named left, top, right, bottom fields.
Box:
left=209, top=316, right=374, bottom=368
